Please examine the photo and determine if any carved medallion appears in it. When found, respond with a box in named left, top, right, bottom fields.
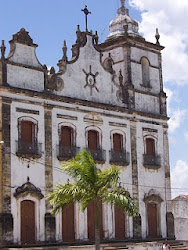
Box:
left=83, top=65, right=99, bottom=96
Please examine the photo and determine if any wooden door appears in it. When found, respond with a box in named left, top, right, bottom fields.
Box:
left=62, top=203, right=75, bottom=242
left=21, top=200, right=35, bottom=244
left=113, top=134, right=123, bottom=153
left=87, top=200, right=103, bottom=241
left=115, top=206, right=125, bottom=240
left=61, top=126, right=72, bottom=148
left=147, top=203, right=158, bottom=238
left=146, top=138, right=155, bottom=156
left=88, top=130, right=99, bottom=150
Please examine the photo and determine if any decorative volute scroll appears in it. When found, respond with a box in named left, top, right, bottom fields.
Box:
left=14, top=181, right=44, bottom=200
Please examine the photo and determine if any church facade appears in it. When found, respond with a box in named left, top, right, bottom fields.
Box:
left=0, top=0, right=174, bottom=245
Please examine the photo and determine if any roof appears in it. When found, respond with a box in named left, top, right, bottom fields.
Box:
left=173, top=195, right=188, bottom=201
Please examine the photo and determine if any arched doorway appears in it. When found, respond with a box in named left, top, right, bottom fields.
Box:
left=115, top=206, right=126, bottom=240
left=21, top=200, right=35, bottom=244
left=62, top=203, right=75, bottom=242
left=147, top=203, right=158, bottom=238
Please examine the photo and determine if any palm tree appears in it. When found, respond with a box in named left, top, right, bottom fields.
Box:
left=47, top=149, right=138, bottom=250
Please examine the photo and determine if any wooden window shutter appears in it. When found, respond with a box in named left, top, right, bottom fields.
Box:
left=61, top=126, right=72, bottom=148
left=113, top=133, right=123, bottom=153
left=88, top=130, right=99, bottom=150
left=146, top=138, right=155, bottom=156
left=21, top=121, right=35, bottom=144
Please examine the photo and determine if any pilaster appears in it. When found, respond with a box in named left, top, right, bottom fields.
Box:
left=44, top=104, right=56, bottom=241
left=130, top=120, right=142, bottom=238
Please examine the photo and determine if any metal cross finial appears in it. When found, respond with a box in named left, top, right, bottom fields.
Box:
left=121, top=0, right=125, bottom=7
left=81, top=5, right=91, bottom=32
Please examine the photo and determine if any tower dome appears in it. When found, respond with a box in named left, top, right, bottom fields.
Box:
left=107, top=0, right=141, bottom=40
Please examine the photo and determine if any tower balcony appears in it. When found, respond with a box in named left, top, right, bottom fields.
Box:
left=16, top=140, right=42, bottom=158
left=57, top=145, right=80, bottom=161
left=143, top=154, right=161, bottom=169
left=109, top=150, right=130, bottom=166
left=86, top=148, right=106, bottom=163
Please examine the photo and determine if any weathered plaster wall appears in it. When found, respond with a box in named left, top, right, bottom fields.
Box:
left=172, top=199, right=188, bottom=241
left=10, top=101, right=45, bottom=243
left=56, top=36, right=122, bottom=107
left=8, top=43, right=42, bottom=68
left=135, top=93, right=160, bottom=114
left=7, top=65, right=44, bottom=92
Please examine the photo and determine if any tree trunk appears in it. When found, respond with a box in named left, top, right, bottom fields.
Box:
left=95, top=200, right=100, bottom=250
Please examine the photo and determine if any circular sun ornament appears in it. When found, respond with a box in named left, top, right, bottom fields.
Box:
left=83, top=65, right=99, bottom=96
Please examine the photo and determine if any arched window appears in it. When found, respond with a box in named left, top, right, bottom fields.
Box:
left=113, top=133, right=123, bottom=153
left=61, top=126, right=73, bottom=148
left=146, top=138, right=155, bottom=156
left=88, top=130, right=99, bottom=150
left=87, top=129, right=105, bottom=163
left=18, top=119, right=38, bottom=155
left=141, top=57, right=150, bottom=87
left=58, top=126, right=76, bottom=160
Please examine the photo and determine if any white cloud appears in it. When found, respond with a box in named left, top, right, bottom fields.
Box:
left=129, top=0, right=188, bottom=85
left=184, top=131, right=188, bottom=142
left=164, top=87, right=186, bottom=133
left=171, top=160, right=188, bottom=198
left=168, top=109, right=186, bottom=133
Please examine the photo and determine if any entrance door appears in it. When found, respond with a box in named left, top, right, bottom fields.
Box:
left=87, top=200, right=103, bottom=241
left=115, top=206, right=125, bottom=240
left=21, top=200, right=35, bottom=244
left=62, top=203, right=75, bottom=242
left=147, top=203, right=158, bottom=237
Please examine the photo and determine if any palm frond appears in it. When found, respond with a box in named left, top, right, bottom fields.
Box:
left=97, top=165, right=120, bottom=190
left=102, top=187, right=138, bottom=216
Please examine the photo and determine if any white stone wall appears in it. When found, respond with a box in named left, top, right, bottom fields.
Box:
left=10, top=101, right=46, bottom=243
left=172, top=198, right=188, bottom=240
left=8, top=43, right=42, bottom=68
left=130, top=47, right=160, bottom=95
left=7, top=64, right=44, bottom=92
left=56, top=36, right=122, bottom=107
left=5, top=91, right=169, bottom=242
left=136, top=121, right=167, bottom=238
left=135, top=93, right=160, bottom=114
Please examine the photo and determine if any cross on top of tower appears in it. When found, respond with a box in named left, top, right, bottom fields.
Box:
left=121, top=0, right=125, bottom=8
left=81, top=5, right=91, bottom=32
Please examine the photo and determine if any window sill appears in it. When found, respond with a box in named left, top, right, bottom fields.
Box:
left=143, top=164, right=161, bottom=170
left=16, top=152, right=42, bottom=159
left=110, top=160, right=129, bottom=166
left=140, top=84, right=152, bottom=89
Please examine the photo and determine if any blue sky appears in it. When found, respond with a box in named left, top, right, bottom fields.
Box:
left=0, top=0, right=188, bottom=197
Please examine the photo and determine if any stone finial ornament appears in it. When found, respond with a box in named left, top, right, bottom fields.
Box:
left=76, top=24, right=81, bottom=41
left=0, top=40, right=6, bottom=59
left=62, top=40, right=67, bottom=60
left=155, top=28, right=160, bottom=45
left=11, top=27, right=35, bottom=46
left=121, top=0, right=125, bottom=7
left=50, top=66, right=55, bottom=75
left=94, top=31, right=99, bottom=45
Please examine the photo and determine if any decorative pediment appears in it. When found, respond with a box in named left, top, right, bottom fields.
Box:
left=10, top=28, right=36, bottom=47
left=143, top=189, right=163, bottom=203
left=14, top=181, right=44, bottom=200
